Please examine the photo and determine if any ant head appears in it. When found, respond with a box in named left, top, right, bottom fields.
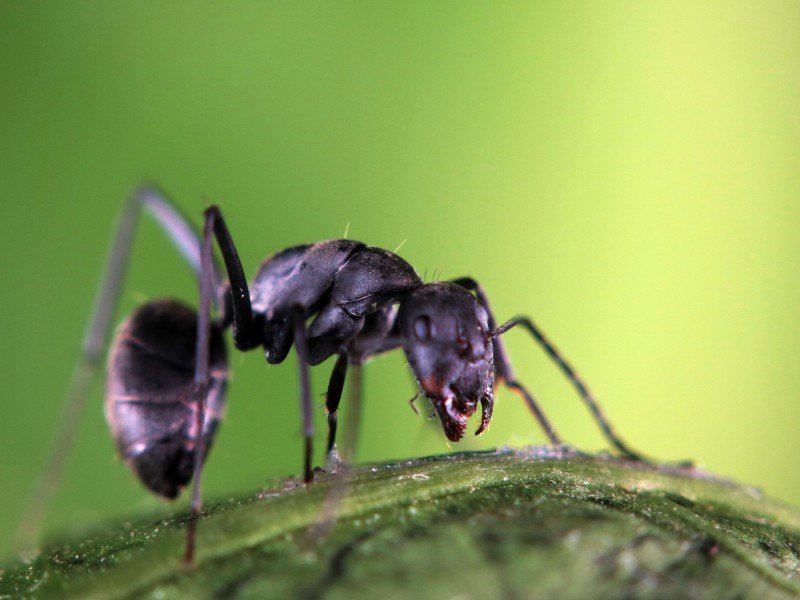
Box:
left=397, top=282, right=495, bottom=441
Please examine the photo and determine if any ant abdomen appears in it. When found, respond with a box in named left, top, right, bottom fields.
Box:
left=105, top=299, right=228, bottom=499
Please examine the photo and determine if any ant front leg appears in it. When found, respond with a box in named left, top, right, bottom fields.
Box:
left=450, top=278, right=562, bottom=447
left=453, top=277, right=644, bottom=460
left=492, top=316, right=644, bottom=461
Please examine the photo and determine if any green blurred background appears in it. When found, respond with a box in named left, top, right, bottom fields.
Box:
left=1, top=2, right=799, bottom=558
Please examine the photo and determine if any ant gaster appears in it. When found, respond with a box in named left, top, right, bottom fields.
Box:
left=21, top=187, right=644, bottom=563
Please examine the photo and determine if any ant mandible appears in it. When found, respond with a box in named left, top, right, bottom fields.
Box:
left=21, top=186, right=644, bottom=564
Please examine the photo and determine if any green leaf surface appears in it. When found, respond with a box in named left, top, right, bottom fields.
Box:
left=3, top=448, right=800, bottom=599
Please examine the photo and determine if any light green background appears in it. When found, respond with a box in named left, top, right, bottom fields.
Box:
left=1, top=2, right=799, bottom=558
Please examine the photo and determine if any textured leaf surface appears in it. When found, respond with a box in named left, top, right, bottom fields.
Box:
left=3, top=448, right=800, bottom=599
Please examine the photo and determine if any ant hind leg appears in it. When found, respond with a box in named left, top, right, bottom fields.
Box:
left=14, top=187, right=221, bottom=554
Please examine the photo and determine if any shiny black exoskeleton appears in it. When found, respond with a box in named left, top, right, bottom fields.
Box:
left=99, top=187, right=644, bottom=562
left=106, top=238, right=500, bottom=499
left=242, top=242, right=494, bottom=444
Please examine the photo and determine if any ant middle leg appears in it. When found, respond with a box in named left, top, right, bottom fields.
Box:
left=325, top=352, right=348, bottom=458
left=316, top=306, right=401, bottom=467
left=205, top=207, right=325, bottom=484
left=287, top=307, right=316, bottom=484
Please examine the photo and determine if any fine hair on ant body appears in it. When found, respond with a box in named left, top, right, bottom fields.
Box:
left=17, top=186, right=644, bottom=563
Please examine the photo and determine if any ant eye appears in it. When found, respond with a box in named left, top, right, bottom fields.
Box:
left=456, top=323, right=470, bottom=352
left=413, top=315, right=435, bottom=340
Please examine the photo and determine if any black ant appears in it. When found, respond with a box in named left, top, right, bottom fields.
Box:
left=19, top=186, right=644, bottom=563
